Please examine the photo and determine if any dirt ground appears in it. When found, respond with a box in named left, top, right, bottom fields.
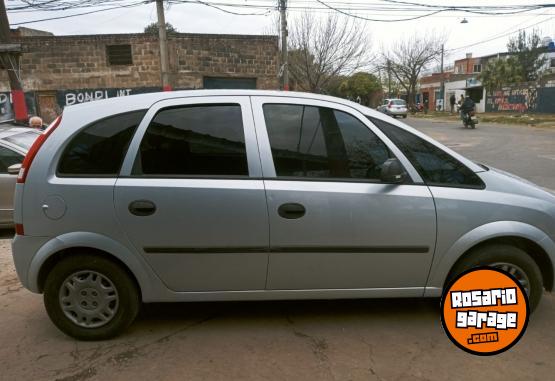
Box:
left=1, top=236, right=554, bottom=381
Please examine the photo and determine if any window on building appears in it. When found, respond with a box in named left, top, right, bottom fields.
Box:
left=263, top=104, right=394, bottom=181
left=135, top=104, right=248, bottom=176
left=0, top=146, right=23, bottom=173
left=106, top=44, right=133, bottom=65
left=473, top=64, right=482, bottom=73
left=58, top=110, right=146, bottom=176
left=551, top=58, right=555, bottom=68
left=369, top=117, right=484, bottom=189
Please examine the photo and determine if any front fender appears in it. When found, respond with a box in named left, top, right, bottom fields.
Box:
left=425, top=221, right=555, bottom=296
left=26, top=231, right=165, bottom=300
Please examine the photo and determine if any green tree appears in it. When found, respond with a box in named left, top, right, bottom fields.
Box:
left=507, top=30, right=546, bottom=82
left=338, top=72, right=381, bottom=105
left=144, top=22, right=178, bottom=35
left=479, top=58, right=523, bottom=91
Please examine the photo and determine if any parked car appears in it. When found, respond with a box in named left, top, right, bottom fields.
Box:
left=0, top=124, right=40, bottom=227
left=377, top=98, right=408, bottom=118
left=11, top=90, right=555, bottom=340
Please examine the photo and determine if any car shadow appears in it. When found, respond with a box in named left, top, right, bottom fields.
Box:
left=0, top=228, right=14, bottom=239
left=133, top=297, right=441, bottom=333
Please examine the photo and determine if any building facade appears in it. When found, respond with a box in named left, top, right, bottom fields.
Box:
left=0, top=31, right=279, bottom=122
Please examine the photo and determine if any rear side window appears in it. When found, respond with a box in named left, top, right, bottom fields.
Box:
left=264, top=104, right=393, bottom=181
left=0, top=146, right=23, bottom=173
left=369, top=117, right=484, bottom=188
left=58, top=110, right=145, bottom=176
left=134, top=104, right=248, bottom=176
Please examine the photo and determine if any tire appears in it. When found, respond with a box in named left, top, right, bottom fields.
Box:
left=402, top=114, right=407, bottom=119
left=44, top=254, right=140, bottom=340
left=447, top=244, right=543, bottom=311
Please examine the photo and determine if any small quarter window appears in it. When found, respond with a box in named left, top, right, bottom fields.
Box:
left=58, top=110, right=145, bottom=176
left=369, top=117, right=484, bottom=189
left=135, top=104, right=248, bottom=176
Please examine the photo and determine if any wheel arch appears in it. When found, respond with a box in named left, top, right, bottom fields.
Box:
left=28, top=232, right=164, bottom=300
left=426, top=221, right=555, bottom=294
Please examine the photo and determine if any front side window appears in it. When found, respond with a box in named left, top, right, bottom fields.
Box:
left=0, top=146, right=23, bottom=173
left=264, top=104, right=393, bottom=181
left=135, top=104, right=248, bottom=176
left=369, top=117, right=484, bottom=188
left=58, top=110, right=145, bottom=176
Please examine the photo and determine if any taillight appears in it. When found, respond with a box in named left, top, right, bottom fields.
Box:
left=15, top=224, right=24, bottom=236
left=18, top=115, right=62, bottom=184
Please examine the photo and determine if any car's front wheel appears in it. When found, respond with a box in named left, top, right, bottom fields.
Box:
left=447, top=244, right=543, bottom=311
left=43, top=253, right=140, bottom=340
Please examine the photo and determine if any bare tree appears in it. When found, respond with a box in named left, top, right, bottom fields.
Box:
left=380, top=34, right=445, bottom=107
left=288, top=12, right=372, bottom=93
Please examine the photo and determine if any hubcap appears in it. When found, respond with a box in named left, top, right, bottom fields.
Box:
left=490, top=262, right=531, bottom=297
left=59, top=271, right=119, bottom=328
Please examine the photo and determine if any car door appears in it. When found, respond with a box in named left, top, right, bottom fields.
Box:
left=0, top=144, right=24, bottom=225
left=251, top=96, right=437, bottom=293
left=114, top=96, right=269, bottom=292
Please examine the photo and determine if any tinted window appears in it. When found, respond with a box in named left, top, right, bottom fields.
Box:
left=58, top=110, right=145, bottom=176
left=370, top=117, right=484, bottom=188
left=264, top=104, right=393, bottom=181
left=4, top=131, right=40, bottom=150
left=0, top=146, right=23, bottom=173
left=135, top=104, right=248, bottom=176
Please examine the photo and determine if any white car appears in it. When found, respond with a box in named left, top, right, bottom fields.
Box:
left=377, top=99, right=408, bottom=118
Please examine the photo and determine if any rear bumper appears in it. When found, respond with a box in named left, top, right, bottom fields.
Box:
left=11, top=234, right=50, bottom=293
left=387, top=109, right=407, bottom=116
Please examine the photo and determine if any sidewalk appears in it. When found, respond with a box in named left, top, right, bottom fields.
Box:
left=412, top=111, right=555, bottom=127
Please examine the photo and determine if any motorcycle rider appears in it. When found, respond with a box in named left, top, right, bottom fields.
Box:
left=460, top=95, right=475, bottom=124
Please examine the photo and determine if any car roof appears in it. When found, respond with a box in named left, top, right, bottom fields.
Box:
left=0, top=124, right=39, bottom=139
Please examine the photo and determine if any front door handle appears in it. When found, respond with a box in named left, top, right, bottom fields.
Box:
left=129, top=200, right=156, bottom=216
left=278, top=203, right=306, bottom=219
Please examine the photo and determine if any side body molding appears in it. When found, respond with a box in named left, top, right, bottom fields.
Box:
left=425, top=220, right=555, bottom=296
left=27, top=231, right=166, bottom=300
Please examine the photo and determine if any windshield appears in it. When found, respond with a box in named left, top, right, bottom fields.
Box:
left=3, top=131, right=41, bottom=151
left=391, top=100, right=406, bottom=106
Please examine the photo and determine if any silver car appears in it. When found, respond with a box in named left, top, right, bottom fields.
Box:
left=0, top=124, right=40, bottom=227
left=11, top=90, right=555, bottom=340
left=377, top=98, right=408, bottom=118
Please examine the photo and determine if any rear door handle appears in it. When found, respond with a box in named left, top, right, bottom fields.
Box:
left=129, top=200, right=156, bottom=216
left=278, top=203, right=306, bottom=219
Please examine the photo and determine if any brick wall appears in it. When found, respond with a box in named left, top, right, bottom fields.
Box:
left=0, top=33, right=279, bottom=92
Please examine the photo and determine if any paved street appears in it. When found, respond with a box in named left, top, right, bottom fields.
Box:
left=0, top=119, right=554, bottom=381
left=405, top=117, right=555, bottom=191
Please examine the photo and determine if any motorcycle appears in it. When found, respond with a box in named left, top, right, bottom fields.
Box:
left=461, top=109, right=478, bottom=129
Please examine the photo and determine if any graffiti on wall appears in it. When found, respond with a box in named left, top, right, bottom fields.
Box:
left=486, top=86, right=539, bottom=113
left=0, top=92, right=38, bottom=123
left=57, top=87, right=162, bottom=108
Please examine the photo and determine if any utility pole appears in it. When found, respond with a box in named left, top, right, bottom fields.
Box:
left=440, top=44, right=445, bottom=112
left=156, top=0, right=171, bottom=91
left=279, top=0, right=289, bottom=90
left=387, top=59, right=392, bottom=98
left=0, top=0, right=28, bottom=122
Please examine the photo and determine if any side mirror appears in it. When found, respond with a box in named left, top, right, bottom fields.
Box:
left=381, top=158, right=408, bottom=184
left=7, top=163, right=21, bottom=176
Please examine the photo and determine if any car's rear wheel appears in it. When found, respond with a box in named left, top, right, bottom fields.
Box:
left=44, top=254, right=140, bottom=340
left=447, top=244, right=543, bottom=311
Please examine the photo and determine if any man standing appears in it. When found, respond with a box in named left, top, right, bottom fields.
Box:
left=449, top=94, right=456, bottom=114
left=28, top=116, right=44, bottom=130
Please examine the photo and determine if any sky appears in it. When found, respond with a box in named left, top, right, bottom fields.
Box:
left=6, top=0, right=555, bottom=67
